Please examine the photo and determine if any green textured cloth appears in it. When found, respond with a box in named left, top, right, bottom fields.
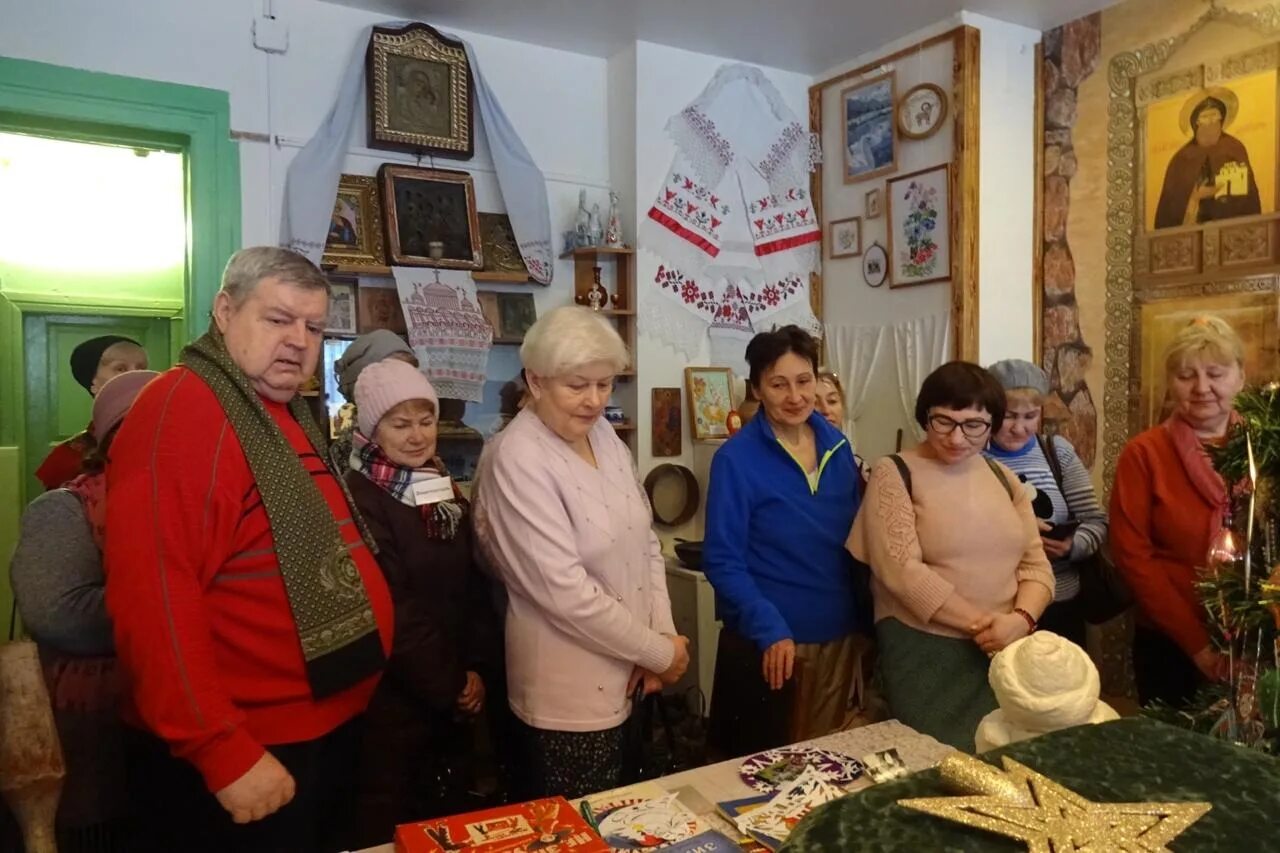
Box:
left=783, top=718, right=1280, bottom=852
left=183, top=329, right=384, bottom=698
left=876, top=617, right=996, bottom=752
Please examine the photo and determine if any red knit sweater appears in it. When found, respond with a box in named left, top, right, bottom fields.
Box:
left=104, top=368, right=393, bottom=793
left=35, top=429, right=92, bottom=491
left=1109, top=425, right=1214, bottom=658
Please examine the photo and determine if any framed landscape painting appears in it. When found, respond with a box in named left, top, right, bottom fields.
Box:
left=842, top=72, right=897, bottom=184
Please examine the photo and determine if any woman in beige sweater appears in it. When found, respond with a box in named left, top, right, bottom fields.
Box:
left=847, top=362, right=1054, bottom=750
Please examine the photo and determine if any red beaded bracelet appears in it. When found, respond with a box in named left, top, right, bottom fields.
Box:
left=1013, top=607, right=1037, bottom=633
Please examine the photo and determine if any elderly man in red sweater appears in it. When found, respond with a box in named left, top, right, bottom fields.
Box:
left=104, top=247, right=393, bottom=852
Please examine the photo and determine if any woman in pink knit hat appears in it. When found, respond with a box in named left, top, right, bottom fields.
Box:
left=343, top=358, right=501, bottom=846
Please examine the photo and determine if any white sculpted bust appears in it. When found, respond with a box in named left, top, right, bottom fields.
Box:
left=974, top=631, right=1119, bottom=753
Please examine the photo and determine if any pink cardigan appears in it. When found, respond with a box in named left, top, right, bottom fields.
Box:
left=473, top=408, right=677, bottom=732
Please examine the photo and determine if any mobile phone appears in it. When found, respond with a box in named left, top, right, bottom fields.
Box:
left=1045, top=520, right=1080, bottom=541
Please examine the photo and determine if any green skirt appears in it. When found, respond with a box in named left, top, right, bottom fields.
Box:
left=875, top=618, right=996, bottom=752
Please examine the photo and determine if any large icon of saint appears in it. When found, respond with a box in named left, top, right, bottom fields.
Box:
left=1154, top=89, right=1261, bottom=229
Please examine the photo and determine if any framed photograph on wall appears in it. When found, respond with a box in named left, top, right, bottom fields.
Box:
left=684, top=366, right=734, bottom=441
left=366, top=22, right=474, bottom=158
left=322, top=174, right=386, bottom=269
left=886, top=163, right=952, bottom=287
left=325, top=281, right=359, bottom=336
left=379, top=164, right=482, bottom=269
left=829, top=216, right=863, bottom=258
left=841, top=72, right=897, bottom=184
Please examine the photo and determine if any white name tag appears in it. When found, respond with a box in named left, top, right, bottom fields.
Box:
left=411, top=477, right=454, bottom=506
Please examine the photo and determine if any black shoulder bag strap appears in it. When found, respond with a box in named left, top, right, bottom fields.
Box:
left=889, top=453, right=913, bottom=499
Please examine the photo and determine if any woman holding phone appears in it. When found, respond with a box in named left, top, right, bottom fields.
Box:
left=984, top=360, right=1108, bottom=648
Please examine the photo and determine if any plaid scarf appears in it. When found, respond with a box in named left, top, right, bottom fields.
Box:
left=183, top=328, right=384, bottom=698
left=350, top=431, right=466, bottom=540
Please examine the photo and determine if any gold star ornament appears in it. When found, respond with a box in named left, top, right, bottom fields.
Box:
left=898, top=754, right=1211, bottom=852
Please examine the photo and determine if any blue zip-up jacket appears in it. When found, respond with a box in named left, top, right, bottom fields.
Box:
left=702, top=410, right=868, bottom=650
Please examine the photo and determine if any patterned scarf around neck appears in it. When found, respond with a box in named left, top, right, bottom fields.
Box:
left=350, top=431, right=466, bottom=540
left=183, top=328, right=384, bottom=699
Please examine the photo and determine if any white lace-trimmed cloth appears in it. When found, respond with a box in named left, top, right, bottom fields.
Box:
left=641, top=64, right=822, bottom=362
left=392, top=267, right=493, bottom=402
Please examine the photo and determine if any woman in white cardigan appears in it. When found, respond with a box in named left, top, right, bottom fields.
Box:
left=473, top=306, right=690, bottom=799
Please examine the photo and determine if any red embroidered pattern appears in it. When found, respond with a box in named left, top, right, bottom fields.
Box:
left=747, top=185, right=817, bottom=247
left=654, top=264, right=805, bottom=322
left=650, top=171, right=731, bottom=251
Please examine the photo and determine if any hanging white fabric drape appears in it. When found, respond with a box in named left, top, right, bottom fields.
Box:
left=893, top=312, right=952, bottom=440
left=826, top=323, right=885, bottom=444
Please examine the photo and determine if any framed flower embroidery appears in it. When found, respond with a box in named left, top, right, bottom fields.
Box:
left=886, top=164, right=952, bottom=287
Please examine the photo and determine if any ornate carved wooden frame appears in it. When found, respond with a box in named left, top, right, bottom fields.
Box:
left=1103, top=3, right=1280, bottom=489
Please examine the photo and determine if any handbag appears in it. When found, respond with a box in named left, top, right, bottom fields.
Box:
left=1040, top=435, right=1132, bottom=624
left=621, top=683, right=678, bottom=784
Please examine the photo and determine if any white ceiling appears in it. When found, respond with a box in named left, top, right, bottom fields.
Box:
left=322, top=0, right=1117, bottom=75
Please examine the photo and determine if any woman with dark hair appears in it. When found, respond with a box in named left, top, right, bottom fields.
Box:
left=847, top=361, right=1054, bottom=751
left=35, top=336, right=149, bottom=490
left=10, top=369, right=158, bottom=848
left=703, top=326, right=870, bottom=757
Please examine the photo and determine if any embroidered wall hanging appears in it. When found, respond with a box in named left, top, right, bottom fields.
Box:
left=641, top=64, right=823, bottom=361
left=393, top=267, right=493, bottom=402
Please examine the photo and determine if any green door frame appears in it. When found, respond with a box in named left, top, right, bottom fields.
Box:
left=0, top=56, right=241, bottom=636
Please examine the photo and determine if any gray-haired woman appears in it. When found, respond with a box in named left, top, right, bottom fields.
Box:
left=473, top=306, right=689, bottom=800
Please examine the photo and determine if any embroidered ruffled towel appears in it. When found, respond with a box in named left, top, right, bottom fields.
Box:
left=642, top=64, right=822, bottom=362
left=279, top=20, right=554, bottom=285
left=393, top=267, right=493, bottom=403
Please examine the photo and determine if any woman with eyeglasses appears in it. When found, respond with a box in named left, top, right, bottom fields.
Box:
left=847, top=361, right=1054, bottom=751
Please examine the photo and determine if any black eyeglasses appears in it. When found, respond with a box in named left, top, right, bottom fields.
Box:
left=928, top=413, right=992, bottom=438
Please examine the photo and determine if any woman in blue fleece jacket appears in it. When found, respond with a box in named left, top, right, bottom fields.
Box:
left=702, top=326, right=870, bottom=757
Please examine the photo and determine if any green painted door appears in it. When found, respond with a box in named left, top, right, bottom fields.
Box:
left=23, top=312, right=172, bottom=492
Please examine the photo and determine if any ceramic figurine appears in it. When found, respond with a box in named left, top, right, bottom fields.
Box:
left=574, top=189, right=591, bottom=247
left=587, top=266, right=607, bottom=311
left=588, top=202, right=604, bottom=246
left=605, top=190, right=623, bottom=247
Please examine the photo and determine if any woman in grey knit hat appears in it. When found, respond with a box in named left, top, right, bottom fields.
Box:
left=330, top=330, right=418, bottom=468
left=983, top=358, right=1109, bottom=648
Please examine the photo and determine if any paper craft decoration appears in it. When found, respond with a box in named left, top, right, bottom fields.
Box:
left=641, top=63, right=822, bottom=362
left=738, top=746, right=865, bottom=793
left=863, top=748, right=909, bottom=784
left=394, top=796, right=608, bottom=852
left=735, top=767, right=847, bottom=850
left=596, top=793, right=702, bottom=849
left=394, top=267, right=493, bottom=402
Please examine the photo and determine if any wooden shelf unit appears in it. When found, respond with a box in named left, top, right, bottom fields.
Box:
left=567, top=246, right=637, bottom=454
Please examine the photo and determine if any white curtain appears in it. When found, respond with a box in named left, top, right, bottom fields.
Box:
left=826, top=323, right=885, bottom=444
left=893, top=312, right=952, bottom=440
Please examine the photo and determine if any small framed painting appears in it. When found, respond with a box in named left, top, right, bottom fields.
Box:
left=651, top=387, right=683, bottom=457
left=842, top=72, right=897, bottom=184
left=862, top=242, right=888, bottom=288
left=886, top=163, right=952, bottom=288
left=684, top=366, right=734, bottom=441
left=865, top=187, right=883, bottom=219
left=325, top=281, right=359, bottom=335
left=897, top=83, right=948, bottom=140
left=828, top=216, right=862, bottom=258
left=357, top=284, right=407, bottom=335
left=322, top=174, right=386, bottom=269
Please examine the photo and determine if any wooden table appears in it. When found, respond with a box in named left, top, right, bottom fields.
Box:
left=353, top=719, right=954, bottom=852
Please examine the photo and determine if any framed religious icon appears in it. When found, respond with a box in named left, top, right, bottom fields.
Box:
left=322, top=174, right=385, bottom=269
left=325, top=281, right=358, bottom=336
left=379, top=164, right=483, bottom=269
left=841, top=72, right=897, bottom=184
left=684, top=366, right=734, bottom=441
left=829, top=216, right=862, bottom=258
left=651, top=388, right=683, bottom=457
left=356, top=283, right=407, bottom=335
left=897, top=83, right=948, bottom=140
left=887, top=164, right=952, bottom=287
left=366, top=22, right=474, bottom=158
left=478, top=212, right=531, bottom=279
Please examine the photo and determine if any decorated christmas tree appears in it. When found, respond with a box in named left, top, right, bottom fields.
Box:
left=1148, top=381, right=1280, bottom=751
